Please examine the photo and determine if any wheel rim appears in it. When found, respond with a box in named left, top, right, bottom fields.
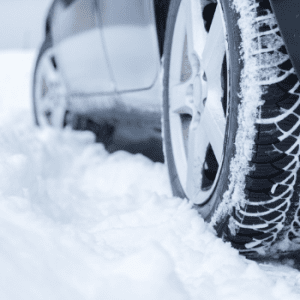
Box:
left=34, top=49, right=67, bottom=128
left=168, top=0, right=228, bottom=205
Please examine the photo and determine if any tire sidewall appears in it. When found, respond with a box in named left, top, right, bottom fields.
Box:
left=163, top=0, right=244, bottom=222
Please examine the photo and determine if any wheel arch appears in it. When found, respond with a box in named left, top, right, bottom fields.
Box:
left=44, top=0, right=60, bottom=39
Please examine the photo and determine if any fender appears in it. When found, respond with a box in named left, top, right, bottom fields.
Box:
left=269, top=0, right=300, bottom=81
left=44, top=0, right=57, bottom=38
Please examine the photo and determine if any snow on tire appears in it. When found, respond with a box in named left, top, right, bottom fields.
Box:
left=163, top=0, right=300, bottom=258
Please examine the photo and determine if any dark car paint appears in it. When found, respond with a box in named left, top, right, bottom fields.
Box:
left=269, top=0, right=300, bottom=82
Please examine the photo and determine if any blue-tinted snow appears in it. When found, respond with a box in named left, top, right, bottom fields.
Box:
left=0, top=51, right=299, bottom=299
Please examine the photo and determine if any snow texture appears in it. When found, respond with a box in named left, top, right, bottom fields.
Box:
left=0, top=50, right=300, bottom=299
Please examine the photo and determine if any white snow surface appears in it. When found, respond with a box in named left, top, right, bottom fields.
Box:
left=0, top=50, right=300, bottom=299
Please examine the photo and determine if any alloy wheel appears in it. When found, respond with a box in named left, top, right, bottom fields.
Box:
left=34, top=48, right=67, bottom=128
left=168, top=0, right=228, bottom=205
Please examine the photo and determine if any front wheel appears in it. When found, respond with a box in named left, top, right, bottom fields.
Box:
left=163, top=0, right=300, bottom=258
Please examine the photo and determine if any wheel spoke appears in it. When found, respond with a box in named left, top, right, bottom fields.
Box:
left=183, top=0, right=207, bottom=65
left=41, top=53, right=57, bottom=82
left=41, top=96, right=54, bottom=111
left=186, top=121, right=210, bottom=200
left=199, top=95, right=226, bottom=165
left=200, top=4, right=226, bottom=164
left=51, top=99, right=67, bottom=128
left=201, top=4, right=225, bottom=86
left=170, top=81, right=194, bottom=115
left=170, top=1, right=189, bottom=84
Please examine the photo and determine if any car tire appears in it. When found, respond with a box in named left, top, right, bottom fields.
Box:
left=33, top=39, right=69, bottom=128
left=163, top=0, right=300, bottom=258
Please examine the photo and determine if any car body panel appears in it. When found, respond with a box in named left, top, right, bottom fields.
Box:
left=51, top=0, right=115, bottom=93
left=96, top=0, right=160, bottom=92
left=54, top=29, right=115, bottom=94
left=52, top=0, right=96, bottom=44
left=47, top=0, right=160, bottom=98
left=270, top=0, right=300, bottom=81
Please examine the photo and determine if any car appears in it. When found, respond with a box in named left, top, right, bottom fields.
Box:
left=33, top=0, right=169, bottom=162
left=33, top=0, right=300, bottom=260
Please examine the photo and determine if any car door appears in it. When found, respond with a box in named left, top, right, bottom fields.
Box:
left=95, top=0, right=160, bottom=93
left=51, top=0, right=115, bottom=94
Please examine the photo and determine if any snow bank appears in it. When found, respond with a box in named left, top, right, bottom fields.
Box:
left=0, top=51, right=299, bottom=299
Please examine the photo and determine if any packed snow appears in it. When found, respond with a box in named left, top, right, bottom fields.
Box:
left=0, top=50, right=300, bottom=299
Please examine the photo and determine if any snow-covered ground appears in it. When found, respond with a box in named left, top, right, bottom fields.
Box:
left=0, top=50, right=300, bottom=299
